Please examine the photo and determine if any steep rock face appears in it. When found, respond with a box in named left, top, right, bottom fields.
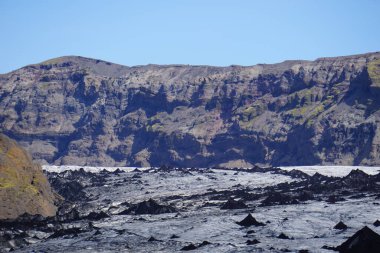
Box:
left=0, top=53, right=380, bottom=167
left=0, top=134, right=59, bottom=219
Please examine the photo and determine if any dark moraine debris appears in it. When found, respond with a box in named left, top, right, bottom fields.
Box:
left=181, top=243, right=197, bottom=251
left=119, top=198, right=177, bottom=215
left=327, top=195, right=345, bottom=204
left=334, top=221, right=348, bottom=230
left=180, top=241, right=210, bottom=251
left=84, top=211, right=110, bottom=221
left=246, top=239, right=260, bottom=245
left=261, top=192, right=293, bottom=206
left=132, top=173, right=142, bottom=179
left=221, top=198, right=248, bottom=209
left=297, top=191, right=315, bottom=202
left=0, top=213, right=47, bottom=228
left=322, top=245, right=336, bottom=250
left=49, top=179, right=87, bottom=202
left=236, top=214, right=265, bottom=227
left=342, top=169, right=371, bottom=184
left=55, top=206, right=80, bottom=222
left=148, top=236, right=159, bottom=242
left=278, top=233, right=290, bottom=239
left=112, top=168, right=124, bottom=174
left=309, top=172, right=330, bottom=181
left=373, top=220, right=380, bottom=227
left=199, top=241, right=211, bottom=247
left=48, top=227, right=83, bottom=239
left=336, top=226, right=380, bottom=253
left=283, top=169, right=310, bottom=179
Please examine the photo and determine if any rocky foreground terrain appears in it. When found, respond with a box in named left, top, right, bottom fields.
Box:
left=0, top=52, right=380, bottom=167
left=1, top=166, right=380, bottom=252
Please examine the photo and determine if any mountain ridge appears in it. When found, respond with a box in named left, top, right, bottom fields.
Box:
left=2, top=51, right=378, bottom=76
left=0, top=52, right=380, bottom=167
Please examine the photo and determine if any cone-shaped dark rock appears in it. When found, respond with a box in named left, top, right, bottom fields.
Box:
left=336, top=226, right=380, bottom=253
left=373, top=220, right=380, bottom=227
left=221, top=198, right=248, bottom=209
left=236, top=214, right=265, bottom=227
left=334, top=221, right=348, bottom=230
left=148, top=236, right=158, bottom=242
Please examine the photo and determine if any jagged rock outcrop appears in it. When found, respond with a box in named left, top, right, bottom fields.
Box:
left=336, top=226, right=380, bottom=253
left=0, top=134, right=59, bottom=219
left=0, top=53, right=380, bottom=167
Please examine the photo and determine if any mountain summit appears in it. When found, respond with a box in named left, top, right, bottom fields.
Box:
left=0, top=52, right=380, bottom=167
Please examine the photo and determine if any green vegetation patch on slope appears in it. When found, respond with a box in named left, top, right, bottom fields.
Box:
left=368, top=59, right=380, bottom=87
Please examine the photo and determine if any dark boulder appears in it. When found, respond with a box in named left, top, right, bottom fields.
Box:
left=297, top=191, right=314, bottom=202
left=261, top=192, right=293, bottom=206
left=199, top=241, right=211, bottom=247
left=342, top=170, right=370, bottom=186
left=119, top=199, right=177, bottom=215
left=278, top=233, right=290, bottom=239
left=113, top=168, right=124, bottom=175
left=148, top=236, right=158, bottom=242
left=322, top=245, right=336, bottom=250
left=327, top=195, right=345, bottom=204
left=236, top=214, right=265, bottom=227
left=221, top=198, right=248, bottom=209
left=84, top=211, right=110, bottom=221
left=334, top=221, right=348, bottom=230
left=246, top=239, right=260, bottom=245
left=48, top=227, right=82, bottom=239
left=181, top=243, right=197, bottom=251
left=373, top=220, right=380, bottom=227
left=336, top=226, right=380, bottom=253
left=56, top=207, right=80, bottom=222
left=132, top=174, right=142, bottom=179
left=50, top=179, right=87, bottom=202
left=309, top=172, right=330, bottom=182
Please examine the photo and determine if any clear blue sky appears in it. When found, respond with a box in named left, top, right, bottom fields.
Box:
left=0, top=0, right=379, bottom=73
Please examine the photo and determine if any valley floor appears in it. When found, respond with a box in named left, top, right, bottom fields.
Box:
left=2, top=166, right=380, bottom=252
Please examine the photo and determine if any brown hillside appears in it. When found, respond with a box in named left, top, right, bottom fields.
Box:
left=0, top=133, right=59, bottom=219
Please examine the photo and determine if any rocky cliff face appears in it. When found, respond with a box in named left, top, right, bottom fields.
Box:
left=0, top=53, right=380, bottom=167
left=0, top=134, right=59, bottom=219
